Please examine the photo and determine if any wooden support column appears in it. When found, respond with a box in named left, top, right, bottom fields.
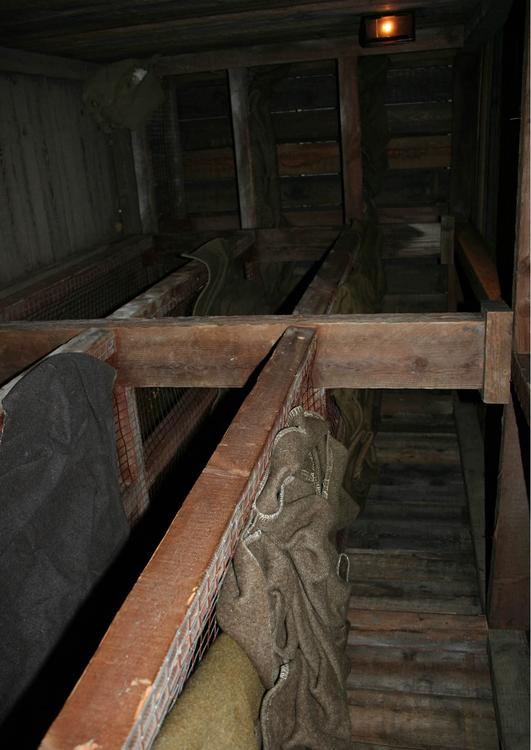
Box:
left=440, top=215, right=456, bottom=311
left=338, top=55, right=363, bottom=223
left=163, top=78, right=186, bottom=220
left=132, top=128, right=158, bottom=234
left=481, top=301, right=512, bottom=404
left=229, top=68, right=257, bottom=228
left=487, top=397, right=530, bottom=629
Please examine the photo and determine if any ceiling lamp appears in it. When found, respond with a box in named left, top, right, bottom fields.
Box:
left=359, top=11, right=415, bottom=47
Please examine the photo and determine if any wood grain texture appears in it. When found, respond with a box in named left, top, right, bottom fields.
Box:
left=488, top=629, right=530, bottom=750
left=0, top=313, right=487, bottom=390
left=338, top=55, right=363, bottom=222
left=512, top=26, right=530, bottom=355
left=40, top=326, right=317, bottom=750
left=455, top=221, right=501, bottom=301
left=0, top=72, right=119, bottom=287
left=488, top=397, right=530, bottom=629
left=481, top=300, right=513, bottom=404
left=229, top=68, right=257, bottom=228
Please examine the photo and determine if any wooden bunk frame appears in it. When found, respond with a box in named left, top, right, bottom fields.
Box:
left=0, top=222, right=514, bottom=749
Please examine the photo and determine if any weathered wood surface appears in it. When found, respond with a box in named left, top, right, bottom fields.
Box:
left=348, top=688, right=498, bottom=749
left=41, top=326, right=317, bottom=750
left=481, top=300, right=513, bottom=404
left=513, top=28, right=530, bottom=356
left=488, top=629, right=530, bottom=750
left=454, top=397, right=486, bottom=610
left=455, top=221, right=502, bottom=301
left=488, top=397, right=530, bottom=629
left=0, top=313, right=490, bottom=392
left=131, top=128, right=158, bottom=235
left=0, top=72, right=119, bottom=287
left=512, top=352, right=530, bottom=423
left=228, top=68, right=257, bottom=228
left=338, top=55, right=363, bottom=222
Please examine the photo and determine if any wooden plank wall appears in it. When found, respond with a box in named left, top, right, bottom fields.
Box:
left=0, top=72, right=127, bottom=288
left=378, top=50, right=454, bottom=218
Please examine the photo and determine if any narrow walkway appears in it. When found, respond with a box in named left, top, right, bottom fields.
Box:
left=345, top=224, right=499, bottom=748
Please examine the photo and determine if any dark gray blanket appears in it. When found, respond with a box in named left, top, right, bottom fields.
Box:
left=0, top=353, right=128, bottom=724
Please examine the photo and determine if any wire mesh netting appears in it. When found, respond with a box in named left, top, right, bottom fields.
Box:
left=124, top=349, right=327, bottom=750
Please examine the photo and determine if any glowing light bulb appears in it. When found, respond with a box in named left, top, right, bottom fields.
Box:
left=380, top=19, right=395, bottom=35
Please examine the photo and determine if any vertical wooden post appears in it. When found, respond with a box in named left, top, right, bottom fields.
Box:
left=487, top=397, right=530, bottom=628
left=512, top=28, right=530, bottom=357
left=229, top=68, right=258, bottom=229
left=132, top=127, right=159, bottom=234
left=163, top=78, right=186, bottom=221
left=440, top=215, right=456, bottom=311
left=481, top=300, right=513, bottom=404
left=338, top=55, right=363, bottom=223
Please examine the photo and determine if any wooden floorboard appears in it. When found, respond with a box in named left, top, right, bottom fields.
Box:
left=345, top=248, right=500, bottom=749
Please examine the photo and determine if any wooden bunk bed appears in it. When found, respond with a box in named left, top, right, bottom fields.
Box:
left=0, top=220, right=513, bottom=748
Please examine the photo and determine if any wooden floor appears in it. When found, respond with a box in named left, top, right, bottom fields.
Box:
left=345, top=226, right=500, bottom=749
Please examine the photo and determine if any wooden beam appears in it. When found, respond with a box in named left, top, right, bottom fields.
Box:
left=0, top=313, right=490, bottom=392
left=0, top=44, right=98, bottom=80
left=481, top=300, right=513, bottom=404
left=155, top=26, right=464, bottom=76
left=455, top=221, right=502, bottom=302
left=295, top=229, right=357, bottom=314
left=228, top=68, right=257, bottom=228
left=440, top=215, right=456, bottom=311
left=487, top=396, right=530, bottom=629
left=488, top=629, right=530, bottom=750
left=512, top=352, right=530, bottom=424
left=512, top=26, right=530, bottom=356
left=110, top=262, right=207, bottom=320
left=338, top=56, right=363, bottom=222
left=41, top=326, right=318, bottom=750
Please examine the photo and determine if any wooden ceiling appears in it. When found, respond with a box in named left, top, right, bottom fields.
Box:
left=0, top=1, right=481, bottom=62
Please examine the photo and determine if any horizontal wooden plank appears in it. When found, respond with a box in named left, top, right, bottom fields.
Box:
left=387, top=101, right=453, bottom=135
left=347, top=548, right=475, bottom=582
left=382, top=293, right=448, bottom=312
left=273, top=108, right=339, bottom=143
left=375, top=432, right=460, bottom=464
left=347, top=518, right=474, bottom=553
left=0, top=313, right=486, bottom=390
left=377, top=168, right=450, bottom=208
left=388, top=134, right=452, bottom=169
left=347, top=644, right=491, bottom=698
left=347, top=609, right=488, bottom=653
left=349, top=579, right=481, bottom=615
left=348, top=687, right=498, bottom=748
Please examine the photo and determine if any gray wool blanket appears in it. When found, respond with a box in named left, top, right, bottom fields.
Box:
left=218, top=407, right=358, bottom=749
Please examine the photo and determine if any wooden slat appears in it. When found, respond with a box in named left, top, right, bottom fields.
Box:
left=388, top=134, right=452, bottom=170
left=488, top=397, right=530, bottom=629
left=41, top=326, right=317, bottom=749
left=347, top=643, right=490, bottom=697
left=481, top=300, right=513, bottom=404
left=338, top=55, right=363, bottom=222
left=454, top=397, right=486, bottom=610
left=512, top=352, right=530, bottom=423
left=348, top=609, right=488, bottom=653
left=513, top=27, right=530, bottom=355
left=489, top=629, right=530, bottom=750
left=132, top=129, right=158, bottom=234
left=229, top=68, right=257, bottom=228
left=0, top=313, right=488, bottom=391
left=348, top=687, right=498, bottom=749
left=455, top=221, right=502, bottom=301
left=294, top=229, right=357, bottom=314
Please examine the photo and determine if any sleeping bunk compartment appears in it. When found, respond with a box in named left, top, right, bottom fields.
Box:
left=0, top=1, right=528, bottom=748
